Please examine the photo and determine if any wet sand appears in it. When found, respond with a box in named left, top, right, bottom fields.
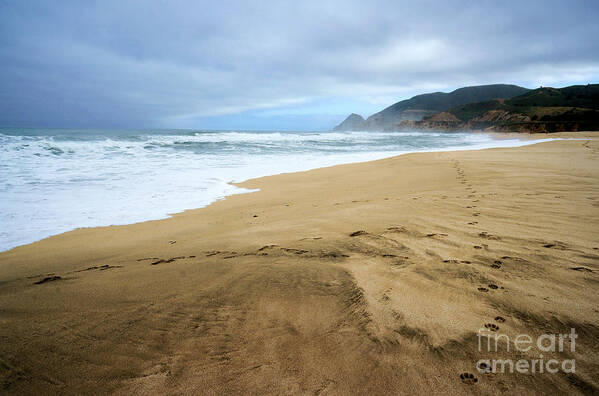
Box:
left=1, top=133, right=599, bottom=394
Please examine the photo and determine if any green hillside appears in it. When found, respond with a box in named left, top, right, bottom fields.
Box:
left=444, top=84, right=599, bottom=132
left=361, top=84, right=529, bottom=130
left=510, top=85, right=599, bottom=109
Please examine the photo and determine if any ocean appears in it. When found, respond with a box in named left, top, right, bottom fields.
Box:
left=0, top=128, right=549, bottom=251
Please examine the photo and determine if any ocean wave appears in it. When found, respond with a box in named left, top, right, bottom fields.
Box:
left=0, top=128, right=542, bottom=252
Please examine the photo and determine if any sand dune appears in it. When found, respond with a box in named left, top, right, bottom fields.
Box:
left=1, top=133, right=599, bottom=394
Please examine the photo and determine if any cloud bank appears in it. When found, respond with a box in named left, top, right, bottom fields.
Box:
left=1, top=0, right=598, bottom=130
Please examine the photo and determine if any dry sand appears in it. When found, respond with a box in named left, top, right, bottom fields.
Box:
left=1, top=133, right=599, bottom=394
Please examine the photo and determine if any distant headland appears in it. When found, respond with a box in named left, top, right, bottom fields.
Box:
left=334, top=83, right=599, bottom=133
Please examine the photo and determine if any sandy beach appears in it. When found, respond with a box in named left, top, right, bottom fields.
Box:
left=1, top=133, right=599, bottom=394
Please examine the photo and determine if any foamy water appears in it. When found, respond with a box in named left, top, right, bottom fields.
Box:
left=0, top=128, right=550, bottom=251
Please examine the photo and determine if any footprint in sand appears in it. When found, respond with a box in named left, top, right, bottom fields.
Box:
left=473, top=245, right=483, bottom=249
left=477, top=362, right=491, bottom=373
left=258, top=244, right=278, bottom=251
left=494, top=316, right=506, bottom=323
left=478, top=287, right=489, bottom=292
left=570, top=267, right=593, bottom=273
left=479, top=232, right=501, bottom=240
left=34, top=275, right=62, bottom=285
left=484, top=323, right=500, bottom=331
left=151, top=256, right=186, bottom=265
left=386, top=226, right=408, bottom=233
left=488, top=284, right=499, bottom=290
left=459, top=373, right=478, bottom=385
left=76, top=264, right=122, bottom=272
left=349, top=230, right=367, bottom=237
left=542, top=241, right=568, bottom=250
left=426, top=233, right=447, bottom=237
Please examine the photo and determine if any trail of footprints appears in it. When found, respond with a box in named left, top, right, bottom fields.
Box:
left=348, top=224, right=514, bottom=386
left=30, top=264, right=124, bottom=285
left=448, top=160, right=596, bottom=385
left=29, top=163, right=594, bottom=390
left=453, top=159, right=482, bottom=222
left=453, top=159, right=514, bottom=385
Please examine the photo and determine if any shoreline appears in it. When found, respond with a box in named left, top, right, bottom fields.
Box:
left=2, top=131, right=592, bottom=254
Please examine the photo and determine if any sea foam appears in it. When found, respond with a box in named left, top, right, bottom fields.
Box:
left=0, top=128, right=552, bottom=251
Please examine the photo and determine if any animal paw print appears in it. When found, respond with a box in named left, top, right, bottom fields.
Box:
left=488, top=284, right=498, bottom=290
left=491, top=260, right=502, bottom=269
left=494, top=316, right=505, bottom=323
left=459, top=372, right=478, bottom=385
left=477, top=361, right=491, bottom=373
left=484, top=323, right=499, bottom=331
left=478, top=287, right=489, bottom=292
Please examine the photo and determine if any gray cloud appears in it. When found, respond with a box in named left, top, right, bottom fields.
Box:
left=1, top=0, right=598, bottom=130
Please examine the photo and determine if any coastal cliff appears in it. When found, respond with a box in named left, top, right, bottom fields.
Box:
left=334, top=84, right=529, bottom=131
left=336, top=84, right=599, bottom=133
left=402, top=85, right=599, bottom=132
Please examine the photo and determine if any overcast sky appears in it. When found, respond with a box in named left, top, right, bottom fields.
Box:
left=1, top=0, right=598, bottom=130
